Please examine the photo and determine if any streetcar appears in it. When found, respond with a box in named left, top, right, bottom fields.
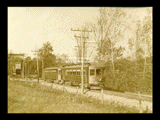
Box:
left=43, top=63, right=105, bottom=89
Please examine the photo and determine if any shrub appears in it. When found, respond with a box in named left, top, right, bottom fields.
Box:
left=104, top=57, right=152, bottom=95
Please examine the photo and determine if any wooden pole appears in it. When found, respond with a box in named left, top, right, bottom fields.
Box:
left=31, top=46, right=39, bottom=83
left=22, top=55, right=24, bottom=78
left=71, top=28, right=92, bottom=94
left=138, top=91, right=142, bottom=113
left=101, top=88, right=104, bottom=104
left=81, top=28, right=84, bottom=94
left=37, top=48, right=39, bottom=83
left=42, top=49, right=44, bottom=80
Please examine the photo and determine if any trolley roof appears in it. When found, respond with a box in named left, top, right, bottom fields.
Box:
left=63, top=63, right=105, bottom=68
left=44, top=63, right=105, bottom=69
left=44, top=66, right=60, bottom=70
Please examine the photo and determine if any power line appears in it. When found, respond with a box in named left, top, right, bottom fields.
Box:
left=71, top=28, right=92, bottom=94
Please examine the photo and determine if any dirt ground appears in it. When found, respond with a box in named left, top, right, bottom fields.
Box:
left=9, top=78, right=152, bottom=112
left=41, top=81, right=152, bottom=112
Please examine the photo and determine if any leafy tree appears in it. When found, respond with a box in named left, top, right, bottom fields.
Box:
left=29, top=57, right=37, bottom=74
left=141, top=8, right=152, bottom=79
left=39, top=41, right=53, bottom=58
left=24, top=56, right=31, bottom=76
left=128, top=8, right=152, bottom=80
left=38, top=41, right=56, bottom=68
left=56, top=54, right=70, bottom=66
left=91, top=7, right=127, bottom=80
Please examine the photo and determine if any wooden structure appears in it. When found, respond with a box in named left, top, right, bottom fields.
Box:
left=8, top=53, right=25, bottom=78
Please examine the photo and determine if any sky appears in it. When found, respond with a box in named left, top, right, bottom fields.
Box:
left=8, top=7, right=151, bottom=61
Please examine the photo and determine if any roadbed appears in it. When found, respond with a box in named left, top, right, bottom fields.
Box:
left=41, top=81, right=152, bottom=112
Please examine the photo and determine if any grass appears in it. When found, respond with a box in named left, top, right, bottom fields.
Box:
left=8, top=79, right=142, bottom=113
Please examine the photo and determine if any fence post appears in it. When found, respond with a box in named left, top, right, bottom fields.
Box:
left=138, top=91, right=142, bottom=113
left=76, top=86, right=79, bottom=97
left=63, top=83, right=65, bottom=93
left=101, top=88, right=104, bottom=105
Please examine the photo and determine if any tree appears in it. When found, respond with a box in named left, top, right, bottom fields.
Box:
left=141, top=8, right=152, bottom=79
left=56, top=54, right=70, bottom=65
left=38, top=41, right=56, bottom=68
left=91, top=7, right=127, bottom=79
left=128, top=8, right=152, bottom=80
left=24, top=56, right=31, bottom=76
left=142, top=8, right=152, bottom=57
left=60, top=54, right=69, bottom=64
left=38, top=41, right=53, bottom=58
left=30, top=58, right=37, bottom=74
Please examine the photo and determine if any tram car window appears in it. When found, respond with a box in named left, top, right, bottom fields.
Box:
left=52, top=70, right=56, bottom=75
left=77, top=69, right=80, bottom=75
left=68, top=70, right=72, bottom=75
left=73, top=70, right=76, bottom=75
left=90, top=69, right=95, bottom=76
left=66, top=70, right=69, bottom=75
left=96, top=69, right=102, bottom=75
left=83, top=70, right=86, bottom=75
left=69, top=70, right=72, bottom=75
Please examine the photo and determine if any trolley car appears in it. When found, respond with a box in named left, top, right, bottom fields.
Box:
left=43, top=63, right=105, bottom=89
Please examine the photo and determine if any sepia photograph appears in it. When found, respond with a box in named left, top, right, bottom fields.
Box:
left=8, top=7, right=152, bottom=113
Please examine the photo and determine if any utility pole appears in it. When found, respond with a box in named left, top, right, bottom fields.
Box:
left=74, top=35, right=89, bottom=63
left=81, top=28, right=84, bottom=94
left=25, top=62, right=27, bottom=77
left=31, top=46, right=40, bottom=83
left=41, top=49, right=44, bottom=80
left=37, top=49, right=44, bottom=80
left=22, top=54, right=25, bottom=78
left=22, top=53, right=27, bottom=79
left=71, top=28, right=92, bottom=94
left=28, top=63, right=29, bottom=76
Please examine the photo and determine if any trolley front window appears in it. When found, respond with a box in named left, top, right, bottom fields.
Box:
left=96, top=69, right=102, bottom=75
left=90, top=69, right=95, bottom=76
